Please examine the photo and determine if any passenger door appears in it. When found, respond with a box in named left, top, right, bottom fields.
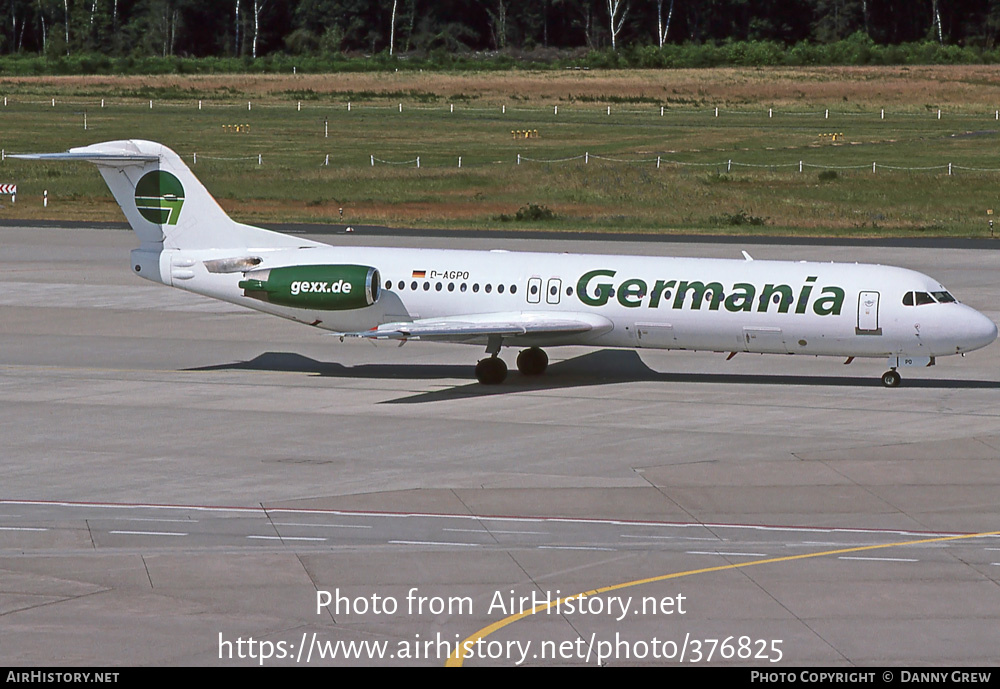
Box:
left=857, top=291, right=881, bottom=335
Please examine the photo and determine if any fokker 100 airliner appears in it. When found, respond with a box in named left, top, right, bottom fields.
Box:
left=15, top=140, right=997, bottom=387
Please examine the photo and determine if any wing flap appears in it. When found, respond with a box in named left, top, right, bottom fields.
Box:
left=339, top=311, right=613, bottom=342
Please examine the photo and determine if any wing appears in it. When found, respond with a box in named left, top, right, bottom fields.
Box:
left=338, top=311, right=614, bottom=343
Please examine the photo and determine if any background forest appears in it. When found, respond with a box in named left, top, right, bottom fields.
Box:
left=2, top=1, right=1000, bottom=69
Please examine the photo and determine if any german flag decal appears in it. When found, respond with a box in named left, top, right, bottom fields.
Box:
left=411, top=270, right=426, bottom=278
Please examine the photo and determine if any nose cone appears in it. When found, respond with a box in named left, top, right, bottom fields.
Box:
left=959, top=307, right=998, bottom=353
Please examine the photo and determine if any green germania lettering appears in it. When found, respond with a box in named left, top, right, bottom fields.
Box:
left=649, top=280, right=676, bottom=308
left=796, top=277, right=817, bottom=314
left=813, top=286, right=845, bottom=315
left=674, top=281, right=725, bottom=311
left=575, top=270, right=844, bottom=316
left=758, top=284, right=794, bottom=313
left=617, top=278, right=647, bottom=308
left=577, top=269, right=616, bottom=306
left=725, top=283, right=755, bottom=312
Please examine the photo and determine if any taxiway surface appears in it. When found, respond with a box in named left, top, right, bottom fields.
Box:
left=1, top=225, right=999, bottom=666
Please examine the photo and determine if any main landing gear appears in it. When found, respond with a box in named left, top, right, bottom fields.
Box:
left=475, top=338, right=549, bottom=384
left=516, top=347, right=548, bottom=376
left=881, top=369, right=901, bottom=388
left=476, top=334, right=508, bottom=385
left=475, top=357, right=507, bottom=385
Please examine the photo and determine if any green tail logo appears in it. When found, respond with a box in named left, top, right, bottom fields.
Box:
left=135, top=170, right=185, bottom=225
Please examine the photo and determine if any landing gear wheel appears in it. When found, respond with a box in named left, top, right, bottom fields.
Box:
left=516, top=347, right=549, bottom=376
left=881, top=370, right=901, bottom=388
left=475, top=357, right=508, bottom=385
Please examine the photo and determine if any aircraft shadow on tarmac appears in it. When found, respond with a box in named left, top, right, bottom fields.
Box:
left=187, top=350, right=1000, bottom=403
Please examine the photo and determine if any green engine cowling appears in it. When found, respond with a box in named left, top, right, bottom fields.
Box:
left=238, top=264, right=381, bottom=310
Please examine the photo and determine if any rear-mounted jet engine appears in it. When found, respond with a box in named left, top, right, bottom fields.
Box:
left=239, top=265, right=381, bottom=310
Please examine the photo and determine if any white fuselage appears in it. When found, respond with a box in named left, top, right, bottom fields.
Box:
left=20, top=139, right=994, bottom=382
left=136, top=244, right=998, bottom=360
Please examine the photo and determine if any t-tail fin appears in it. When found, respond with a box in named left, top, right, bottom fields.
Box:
left=12, top=139, right=317, bottom=251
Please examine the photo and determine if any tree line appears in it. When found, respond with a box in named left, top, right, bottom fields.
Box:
left=2, top=1, right=999, bottom=61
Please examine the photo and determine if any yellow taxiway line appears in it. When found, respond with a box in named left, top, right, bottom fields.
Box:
left=446, top=529, right=1000, bottom=666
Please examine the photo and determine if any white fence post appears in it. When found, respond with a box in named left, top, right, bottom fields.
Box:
left=458, top=156, right=462, bottom=168
left=873, top=161, right=876, bottom=173
left=416, top=157, right=420, bottom=168
left=193, top=153, right=197, bottom=164
left=43, top=190, right=48, bottom=207
left=727, top=159, right=732, bottom=172
left=948, top=163, right=952, bottom=175
left=715, top=107, right=719, bottom=117
left=799, top=160, right=803, bottom=173
left=371, top=155, right=375, bottom=166
left=517, top=154, right=521, bottom=165
left=258, top=154, right=262, bottom=165
left=554, top=105, right=558, bottom=115
left=585, top=152, right=589, bottom=164
left=656, top=156, right=660, bottom=169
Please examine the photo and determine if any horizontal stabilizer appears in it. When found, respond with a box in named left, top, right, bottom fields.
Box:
left=10, top=151, right=159, bottom=164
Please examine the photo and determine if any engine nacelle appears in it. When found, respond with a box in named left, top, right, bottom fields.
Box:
left=238, top=264, right=381, bottom=310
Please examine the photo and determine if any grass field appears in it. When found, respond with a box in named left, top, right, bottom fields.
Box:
left=2, top=67, right=1000, bottom=237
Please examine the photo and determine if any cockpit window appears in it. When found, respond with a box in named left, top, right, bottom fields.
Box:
left=903, top=291, right=938, bottom=306
left=932, top=291, right=957, bottom=303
